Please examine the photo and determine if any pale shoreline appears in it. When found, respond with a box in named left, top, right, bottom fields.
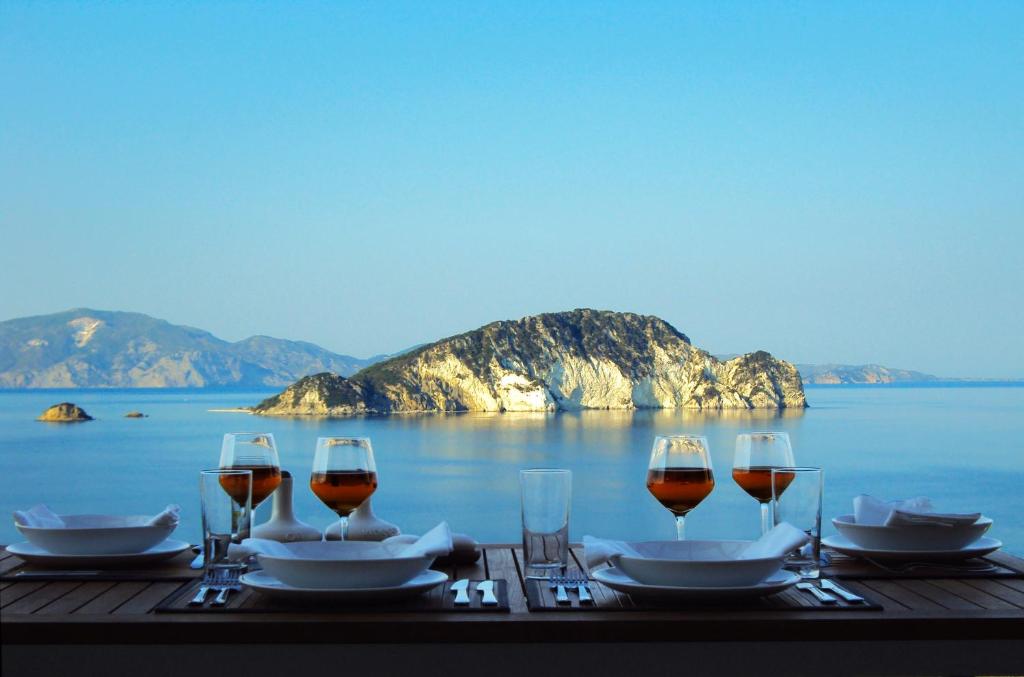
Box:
left=207, top=408, right=253, bottom=414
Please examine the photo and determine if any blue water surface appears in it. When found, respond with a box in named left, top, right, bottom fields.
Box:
left=0, top=385, right=1021, bottom=553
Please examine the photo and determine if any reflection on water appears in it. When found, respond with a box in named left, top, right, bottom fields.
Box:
left=0, top=387, right=1020, bottom=553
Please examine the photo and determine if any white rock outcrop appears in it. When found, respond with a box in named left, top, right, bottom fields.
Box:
left=253, top=309, right=806, bottom=416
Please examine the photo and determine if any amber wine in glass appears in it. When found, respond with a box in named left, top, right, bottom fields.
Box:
left=219, top=433, right=282, bottom=538
left=646, top=435, right=715, bottom=540
left=310, top=437, right=377, bottom=541
left=732, top=432, right=795, bottom=535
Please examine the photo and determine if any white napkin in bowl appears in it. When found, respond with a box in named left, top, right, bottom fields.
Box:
left=583, top=523, right=810, bottom=571
left=13, top=504, right=65, bottom=528
left=13, top=504, right=181, bottom=529
left=231, top=521, right=453, bottom=561
left=853, top=495, right=980, bottom=527
left=147, top=505, right=181, bottom=527
left=739, top=522, right=811, bottom=559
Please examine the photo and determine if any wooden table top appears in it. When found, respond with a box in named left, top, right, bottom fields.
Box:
left=3, top=544, right=1024, bottom=645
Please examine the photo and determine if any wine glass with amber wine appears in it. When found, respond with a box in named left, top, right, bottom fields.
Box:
left=646, top=435, right=715, bottom=540
left=732, top=432, right=795, bottom=535
left=311, top=437, right=378, bottom=541
left=217, top=430, right=280, bottom=503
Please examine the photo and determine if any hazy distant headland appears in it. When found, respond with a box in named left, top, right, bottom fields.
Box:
left=0, top=308, right=383, bottom=387
left=252, top=309, right=806, bottom=415
left=0, top=308, right=998, bottom=395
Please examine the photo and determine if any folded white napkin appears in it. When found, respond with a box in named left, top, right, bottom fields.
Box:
left=582, top=535, right=643, bottom=571
left=13, top=504, right=65, bottom=528
left=147, top=505, right=181, bottom=527
left=583, top=523, right=810, bottom=571
left=739, top=522, right=811, bottom=559
left=230, top=521, right=453, bottom=561
left=853, top=495, right=980, bottom=527
left=13, top=504, right=181, bottom=528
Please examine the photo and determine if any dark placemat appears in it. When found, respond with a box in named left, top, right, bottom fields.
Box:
left=0, top=549, right=201, bottom=582
left=824, top=552, right=1024, bottom=580
left=156, top=578, right=510, bottom=613
left=525, top=576, right=881, bottom=612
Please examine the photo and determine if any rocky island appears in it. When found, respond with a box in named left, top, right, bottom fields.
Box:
left=252, top=309, right=806, bottom=416
left=37, top=402, right=93, bottom=422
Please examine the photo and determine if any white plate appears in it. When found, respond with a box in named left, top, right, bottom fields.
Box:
left=592, top=567, right=800, bottom=600
left=822, top=535, right=1002, bottom=561
left=5, top=539, right=191, bottom=568
left=240, top=568, right=448, bottom=602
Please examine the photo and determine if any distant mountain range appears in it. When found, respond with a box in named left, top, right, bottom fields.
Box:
left=0, top=308, right=975, bottom=389
left=795, top=363, right=938, bottom=385
left=0, top=309, right=382, bottom=387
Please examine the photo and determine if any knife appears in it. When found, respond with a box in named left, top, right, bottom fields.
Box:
left=475, top=580, right=498, bottom=606
left=450, top=578, right=470, bottom=605
left=821, top=579, right=866, bottom=604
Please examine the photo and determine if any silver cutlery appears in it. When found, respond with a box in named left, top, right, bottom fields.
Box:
left=450, top=578, right=470, bottom=605
left=551, top=576, right=593, bottom=604
left=548, top=573, right=570, bottom=604
left=189, top=570, right=224, bottom=606
left=796, top=581, right=838, bottom=604
left=475, top=580, right=498, bottom=606
left=821, top=579, right=865, bottom=604
left=210, top=569, right=242, bottom=607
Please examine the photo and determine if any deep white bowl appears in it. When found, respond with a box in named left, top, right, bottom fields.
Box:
left=15, top=515, right=176, bottom=555
left=832, top=514, right=992, bottom=552
left=609, top=540, right=786, bottom=588
left=257, top=541, right=435, bottom=590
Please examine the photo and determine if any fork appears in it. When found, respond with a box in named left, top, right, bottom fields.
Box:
left=548, top=573, right=571, bottom=604
left=210, top=568, right=242, bottom=606
left=189, top=569, right=227, bottom=606
left=550, top=575, right=593, bottom=604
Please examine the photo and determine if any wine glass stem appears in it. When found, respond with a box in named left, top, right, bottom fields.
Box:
left=337, top=515, right=348, bottom=541
left=760, top=501, right=771, bottom=535
left=675, top=515, right=686, bottom=541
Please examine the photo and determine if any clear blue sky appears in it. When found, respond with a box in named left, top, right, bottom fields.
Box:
left=1, top=2, right=1021, bottom=377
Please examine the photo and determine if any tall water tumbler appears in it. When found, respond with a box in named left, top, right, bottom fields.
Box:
left=200, top=469, right=252, bottom=574
left=772, top=467, right=823, bottom=579
left=520, top=469, right=572, bottom=576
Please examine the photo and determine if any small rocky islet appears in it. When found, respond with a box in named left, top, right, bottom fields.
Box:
left=36, top=402, right=93, bottom=422
left=252, top=309, right=807, bottom=416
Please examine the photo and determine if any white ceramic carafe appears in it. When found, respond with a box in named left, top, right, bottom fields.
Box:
left=325, top=496, right=401, bottom=541
left=252, top=470, right=321, bottom=542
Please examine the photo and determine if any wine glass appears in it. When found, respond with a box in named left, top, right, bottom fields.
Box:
left=732, top=432, right=795, bottom=535
left=646, top=435, right=715, bottom=540
left=219, top=433, right=282, bottom=522
left=311, top=437, right=378, bottom=541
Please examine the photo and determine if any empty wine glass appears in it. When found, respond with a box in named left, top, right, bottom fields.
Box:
left=646, top=435, right=715, bottom=540
left=732, top=432, right=795, bottom=535
left=311, top=437, right=378, bottom=541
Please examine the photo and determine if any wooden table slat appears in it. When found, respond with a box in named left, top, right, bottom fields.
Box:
left=484, top=547, right=528, bottom=613
left=2, top=582, right=82, bottom=615
left=855, top=579, right=945, bottom=611
left=960, top=578, right=1024, bottom=608
left=35, top=582, right=118, bottom=615
left=1, top=582, right=49, bottom=609
left=838, top=579, right=910, bottom=610
left=898, top=579, right=985, bottom=611
left=928, top=579, right=1020, bottom=610
left=73, top=581, right=151, bottom=615
left=111, top=582, right=188, bottom=615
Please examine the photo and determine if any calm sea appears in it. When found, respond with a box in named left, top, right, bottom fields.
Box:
left=1, top=384, right=1021, bottom=553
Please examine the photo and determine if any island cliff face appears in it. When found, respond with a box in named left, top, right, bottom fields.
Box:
left=253, top=310, right=806, bottom=416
